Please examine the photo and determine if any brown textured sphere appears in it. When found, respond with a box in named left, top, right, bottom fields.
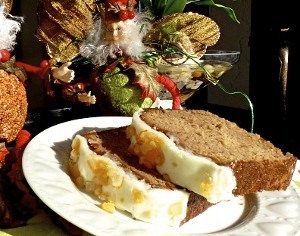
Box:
left=0, top=69, right=28, bottom=143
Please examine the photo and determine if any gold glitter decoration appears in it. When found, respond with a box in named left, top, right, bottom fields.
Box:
left=144, top=12, right=220, bottom=57
left=36, top=0, right=97, bottom=63
left=0, top=69, right=28, bottom=143
left=0, top=0, right=13, bottom=14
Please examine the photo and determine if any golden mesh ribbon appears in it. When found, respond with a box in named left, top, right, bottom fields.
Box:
left=144, top=12, right=220, bottom=57
left=0, top=0, right=13, bottom=14
left=36, top=0, right=96, bottom=63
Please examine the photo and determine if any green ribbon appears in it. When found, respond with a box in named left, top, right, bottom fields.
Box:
left=216, top=82, right=254, bottom=133
left=141, top=44, right=255, bottom=132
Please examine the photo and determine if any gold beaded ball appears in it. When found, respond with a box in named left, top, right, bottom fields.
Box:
left=0, top=69, right=28, bottom=143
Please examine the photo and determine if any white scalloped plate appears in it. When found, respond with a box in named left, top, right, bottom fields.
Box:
left=22, top=117, right=300, bottom=236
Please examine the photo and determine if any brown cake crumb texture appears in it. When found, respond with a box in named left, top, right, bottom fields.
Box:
left=0, top=69, right=28, bottom=143
left=74, top=127, right=214, bottom=225
left=140, top=108, right=297, bottom=195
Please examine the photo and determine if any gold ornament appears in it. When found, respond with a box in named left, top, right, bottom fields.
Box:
left=36, top=0, right=97, bottom=63
left=144, top=12, right=221, bottom=57
left=0, top=69, right=27, bottom=143
left=0, top=0, right=13, bottom=14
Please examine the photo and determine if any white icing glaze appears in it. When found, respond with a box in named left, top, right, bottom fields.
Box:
left=70, top=135, right=190, bottom=227
left=129, top=109, right=237, bottom=203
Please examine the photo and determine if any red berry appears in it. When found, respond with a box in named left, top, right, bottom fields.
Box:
left=124, top=57, right=133, bottom=64
left=128, top=11, right=135, bottom=19
left=40, top=59, right=50, bottom=68
left=0, top=49, right=11, bottom=62
left=119, top=10, right=128, bottom=21
left=105, top=64, right=116, bottom=72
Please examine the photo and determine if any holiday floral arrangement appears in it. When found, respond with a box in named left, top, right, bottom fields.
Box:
left=19, top=0, right=241, bottom=116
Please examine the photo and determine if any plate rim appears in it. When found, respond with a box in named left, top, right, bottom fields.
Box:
left=22, top=116, right=300, bottom=236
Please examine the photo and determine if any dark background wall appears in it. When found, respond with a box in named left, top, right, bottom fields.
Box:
left=249, top=0, right=299, bottom=156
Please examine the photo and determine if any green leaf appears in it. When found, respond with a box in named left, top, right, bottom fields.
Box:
left=187, top=0, right=240, bottom=23
left=162, top=0, right=188, bottom=17
left=141, top=0, right=188, bottom=18
left=140, top=0, right=239, bottom=23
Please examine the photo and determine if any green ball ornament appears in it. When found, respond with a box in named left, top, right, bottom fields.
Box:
left=101, top=67, right=153, bottom=115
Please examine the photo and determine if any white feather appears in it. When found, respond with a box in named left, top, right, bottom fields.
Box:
left=0, top=8, right=23, bottom=51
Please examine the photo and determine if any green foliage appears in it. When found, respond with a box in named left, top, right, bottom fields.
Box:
left=139, top=0, right=239, bottom=23
left=190, top=0, right=239, bottom=23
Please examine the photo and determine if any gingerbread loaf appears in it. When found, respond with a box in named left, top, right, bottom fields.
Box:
left=69, top=127, right=213, bottom=227
left=127, top=108, right=297, bottom=203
